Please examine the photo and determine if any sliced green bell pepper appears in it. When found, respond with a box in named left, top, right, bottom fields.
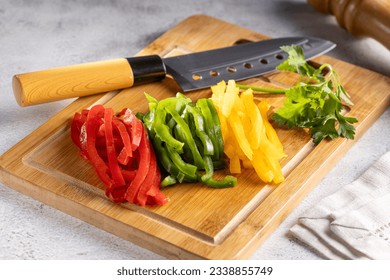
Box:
left=142, top=93, right=237, bottom=188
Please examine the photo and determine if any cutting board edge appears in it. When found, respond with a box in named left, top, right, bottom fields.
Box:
left=0, top=165, right=205, bottom=260
left=2, top=99, right=387, bottom=261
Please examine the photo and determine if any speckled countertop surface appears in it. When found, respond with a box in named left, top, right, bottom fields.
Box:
left=0, top=0, right=389, bottom=260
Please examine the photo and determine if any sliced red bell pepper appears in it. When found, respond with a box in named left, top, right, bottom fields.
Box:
left=118, top=108, right=142, bottom=150
left=113, top=118, right=133, bottom=164
left=117, top=148, right=130, bottom=165
left=71, top=110, right=89, bottom=159
left=104, top=108, right=126, bottom=194
left=147, top=189, right=169, bottom=206
left=125, top=125, right=150, bottom=203
left=84, top=105, right=113, bottom=189
left=130, top=115, right=143, bottom=151
left=71, top=112, right=83, bottom=149
left=71, top=105, right=167, bottom=207
left=146, top=158, right=168, bottom=206
left=121, top=170, right=137, bottom=182
left=136, top=135, right=158, bottom=206
left=108, top=184, right=129, bottom=203
left=113, top=119, right=132, bottom=153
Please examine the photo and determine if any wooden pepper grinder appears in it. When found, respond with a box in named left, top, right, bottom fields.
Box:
left=307, top=0, right=390, bottom=50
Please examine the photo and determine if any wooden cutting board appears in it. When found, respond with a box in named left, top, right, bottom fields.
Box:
left=1, top=15, right=389, bottom=259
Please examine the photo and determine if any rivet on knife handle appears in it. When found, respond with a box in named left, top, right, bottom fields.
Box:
left=12, top=55, right=166, bottom=107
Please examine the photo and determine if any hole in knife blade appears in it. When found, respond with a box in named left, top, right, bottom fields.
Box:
left=244, top=63, right=253, bottom=69
left=227, top=66, right=237, bottom=73
left=275, top=54, right=284, bottom=60
left=210, top=70, right=219, bottom=77
left=233, top=39, right=253, bottom=45
left=260, top=59, right=268, bottom=64
left=192, top=74, right=202, bottom=81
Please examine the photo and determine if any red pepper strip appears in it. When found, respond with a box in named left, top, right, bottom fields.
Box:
left=71, top=112, right=83, bottom=149
left=122, top=170, right=137, bottom=182
left=112, top=118, right=132, bottom=164
left=71, top=105, right=167, bottom=206
left=113, top=118, right=132, bottom=155
left=125, top=126, right=150, bottom=203
left=104, top=108, right=126, bottom=195
left=147, top=189, right=169, bottom=206
left=136, top=136, right=157, bottom=206
left=117, top=148, right=129, bottom=165
left=119, top=108, right=143, bottom=150
left=95, top=123, right=108, bottom=161
left=130, top=116, right=143, bottom=151
left=118, top=108, right=130, bottom=120
left=123, top=151, right=137, bottom=170
left=96, top=133, right=122, bottom=152
left=109, top=186, right=127, bottom=203
left=146, top=159, right=169, bottom=206
left=71, top=111, right=89, bottom=157
left=97, top=123, right=106, bottom=138
left=85, top=105, right=113, bottom=189
left=146, top=163, right=161, bottom=197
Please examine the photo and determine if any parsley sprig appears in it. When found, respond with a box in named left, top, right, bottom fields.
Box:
left=237, top=45, right=358, bottom=145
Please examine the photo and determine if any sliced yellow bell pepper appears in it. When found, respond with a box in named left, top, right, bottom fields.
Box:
left=210, top=80, right=286, bottom=184
left=240, top=88, right=263, bottom=150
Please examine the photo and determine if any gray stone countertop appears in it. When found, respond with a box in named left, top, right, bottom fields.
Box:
left=0, top=0, right=389, bottom=259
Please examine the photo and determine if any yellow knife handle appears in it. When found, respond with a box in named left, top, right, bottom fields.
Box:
left=12, top=55, right=166, bottom=107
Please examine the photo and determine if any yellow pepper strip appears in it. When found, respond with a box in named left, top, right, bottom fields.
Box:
left=222, top=80, right=239, bottom=118
left=242, top=159, right=253, bottom=169
left=230, top=112, right=253, bottom=160
left=257, top=100, right=285, bottom=153
left=252, top=149, right=275, bottom=183
left=210, top=80, right=286, bottom=184
left=224, top=135, right=244, bottom=174
left=229, top=154, right=242, bottom=174
left=210, top=81, right=226, bottom=106
left=240, top=88, right=263, bottom=150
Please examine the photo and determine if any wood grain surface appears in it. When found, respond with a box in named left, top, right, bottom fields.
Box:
left=1, top=15, right=389, bottom=259
left=308, top=0, right=390, bottom=50
left=13, top=58, right=134, bottom=106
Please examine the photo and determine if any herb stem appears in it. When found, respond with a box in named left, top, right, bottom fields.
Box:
left=236, top=84, right=286, bottom=94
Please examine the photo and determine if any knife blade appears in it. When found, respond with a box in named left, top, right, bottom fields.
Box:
left=12, top=36, right=335, bottom=107
left=163, top=36, right=335, bottom=91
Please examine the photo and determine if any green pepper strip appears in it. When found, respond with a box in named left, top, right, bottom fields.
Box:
left=206, top=99, right=224, bottom=160
left=198, top=156, right=237, bottom=188
left=161, top=175, right=177, bottom=187
left=152, top=137, right=187, bottom=183
left=142, top=111, right=154, bottom=132
left=212, top=159, right=226, bottom=170
left=153, top=105, right=183, bottom=152
left=199, top=155, right=214, bottom=182
left=173, top=123, right=194, bottom=165
left=204, top=176, right=237, bottom=188
left=143, top=92, right=237, bottom=188
left=185, top=105, right=214, bottom=157
left=144, top=93, right=158, bottom=109
left=196, top=99, right=220, bottom=161
left=165, top=105, right=205, bottom=168
left=166, top=145, right=198, bottom=181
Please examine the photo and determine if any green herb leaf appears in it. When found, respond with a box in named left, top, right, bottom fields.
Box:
left=271, top=45, right=358, bottom=144
left=277, top=45, right=324, bottom=83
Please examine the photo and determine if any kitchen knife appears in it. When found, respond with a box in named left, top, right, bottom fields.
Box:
left=12, top=36, right=335, bottom=106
